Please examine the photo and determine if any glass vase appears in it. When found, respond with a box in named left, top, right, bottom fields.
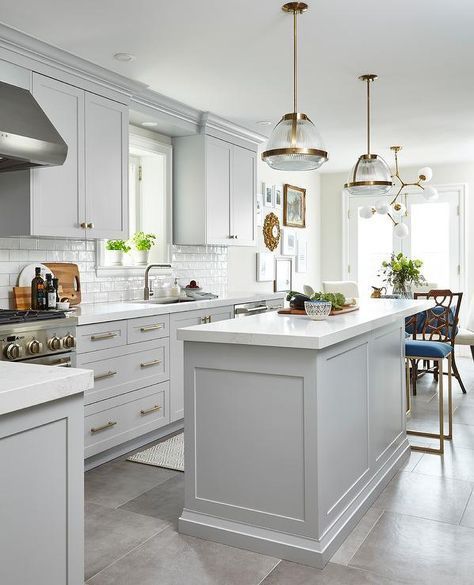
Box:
left=392, top=282, right=413, bottom=299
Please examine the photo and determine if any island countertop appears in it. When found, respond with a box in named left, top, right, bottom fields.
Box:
left=177, top=298, right=434, bottom=350
left=0, top=362, right=93, bottom=416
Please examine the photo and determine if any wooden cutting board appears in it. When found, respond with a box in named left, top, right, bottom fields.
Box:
left=44, top=263, right=81, bottom=305
left=278, top=305, right=360, bottom=316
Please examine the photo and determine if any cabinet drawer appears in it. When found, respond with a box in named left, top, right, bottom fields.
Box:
left=127, top=315, right=170, bottom=344
left=77, top=320, right=127, bottom=354
left=84, top=382, right=169, bottom=458
left=77, top=338, right=169, bottom=405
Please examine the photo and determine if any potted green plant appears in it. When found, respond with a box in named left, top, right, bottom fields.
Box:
left=105, top=239, right=131, bottom=266
left=379, top=252, right=425, bottom=298
left=131, top=232, right=156, bottom=266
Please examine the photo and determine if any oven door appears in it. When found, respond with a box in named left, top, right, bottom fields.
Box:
left=24, top=353, right=75, bottom=368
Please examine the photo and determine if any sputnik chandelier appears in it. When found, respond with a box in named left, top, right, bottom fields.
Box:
left=358, top=145, right=439, bottom=239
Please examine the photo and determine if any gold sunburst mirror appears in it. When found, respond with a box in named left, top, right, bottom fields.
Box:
left=263, top=212, right=281, bottom=251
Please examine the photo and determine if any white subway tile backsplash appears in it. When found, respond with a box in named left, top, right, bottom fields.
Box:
left=0, top=238, right=228, bottom=308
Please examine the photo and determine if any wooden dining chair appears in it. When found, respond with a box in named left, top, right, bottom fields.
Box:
left=406, top=289, right=465, bottom=394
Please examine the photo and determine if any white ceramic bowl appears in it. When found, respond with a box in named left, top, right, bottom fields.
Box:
left=304, top=300, right=332, bottom=321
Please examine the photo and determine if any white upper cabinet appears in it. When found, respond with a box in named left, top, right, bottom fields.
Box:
left=31, top=74, right=85, bottom=238
left=84, top=93, right=128, bottom=239
left=173, top=134, right=256, bottom=246
left=0, top=73, right=128, bottom=239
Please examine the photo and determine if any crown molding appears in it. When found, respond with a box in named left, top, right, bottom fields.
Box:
left=0, top=22, right=147, bottom=96
left=200, top=112, right=267, bottom=146
left=131, top=88, right=200, bottom=130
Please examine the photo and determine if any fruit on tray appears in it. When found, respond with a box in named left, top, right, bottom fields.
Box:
left=186, top=280, right=200, bottom=289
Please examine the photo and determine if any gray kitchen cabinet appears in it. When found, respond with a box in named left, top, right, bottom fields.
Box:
left=0, top=394, right=84, bottom=585
left=0, top=73, right=129, bottom=239
left=173, top=134, right=256, bottom=246
left=169, top=305, right=234, bottom=422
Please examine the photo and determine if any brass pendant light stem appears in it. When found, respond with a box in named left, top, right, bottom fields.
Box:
left=293, top=8, right=298, bottom=114
left=366, top=76, right=371, bottom=155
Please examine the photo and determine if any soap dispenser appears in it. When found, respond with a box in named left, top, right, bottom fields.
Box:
left=171, top=277, right=181, bottom=298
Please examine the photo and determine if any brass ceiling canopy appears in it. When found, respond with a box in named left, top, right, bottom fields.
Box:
left=261, top=2, right=328, bottom=172
left=344, top=74, right=393, bottom=195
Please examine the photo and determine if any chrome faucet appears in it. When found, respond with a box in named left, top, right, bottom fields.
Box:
left=144, top=264, right=172, bottom=300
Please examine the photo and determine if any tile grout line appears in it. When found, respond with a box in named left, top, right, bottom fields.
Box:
left=255, top=559, right=282, bottom=585
left=86, top=524, right=172, bottom=583
left=459, top=486, right=474, bottom=526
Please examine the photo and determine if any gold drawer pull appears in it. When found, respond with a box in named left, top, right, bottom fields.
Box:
left=140, top=359, right=162, bottom=368
left=140, top=324, right=164, bottom=332
left=91, top=332, right=118, bottom=341
left=91, top=421, right=117, bottom=434
left=94, top=370, right=118, bottom=381
left=140, top=404, right=161, bottom=416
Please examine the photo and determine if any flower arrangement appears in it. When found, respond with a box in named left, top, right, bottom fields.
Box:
left=379, top=253, right=425, bottom=296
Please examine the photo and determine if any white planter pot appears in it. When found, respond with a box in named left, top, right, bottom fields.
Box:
left=133, top=250, right=150, bottom=266
left=107, top=250, right=124, bottom=266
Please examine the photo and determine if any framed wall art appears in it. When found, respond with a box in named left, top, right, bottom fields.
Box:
left=263, top=182, right=274, bottom=207
left=283, top=184, right=306, bottom=228
left=274, top=256, right=293, bottom=293
left=256, top=252, right=275, bottom=282
left=281, top=227, right=297, bottom=256
left=273, top=185, right=283, bottom=209
left=296, top=232, right=307, bottom=273
left=256, top=194, right=263, bottom=227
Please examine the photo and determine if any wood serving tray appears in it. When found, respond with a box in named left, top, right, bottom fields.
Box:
left=278, top=305, right=360, bottom=317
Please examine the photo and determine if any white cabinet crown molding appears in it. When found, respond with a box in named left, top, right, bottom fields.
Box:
left=200, top=112, right=267, bottom=150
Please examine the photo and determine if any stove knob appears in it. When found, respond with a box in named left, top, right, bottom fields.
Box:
left=5, top=342, right=23, bottom=360
left=27, top=339, right=43, bottom=355
left=47, top=336, right=62, bottom=351
left=62, top=334, right=76, bottom=349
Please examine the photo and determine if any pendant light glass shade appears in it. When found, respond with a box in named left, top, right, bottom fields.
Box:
left=345, top=74, right=393, bottom=195
left=263, top=113, right=327, bottom=171
left=345, top=154, right=393, bottom=196
left=262, top=3, right=328, bottom=171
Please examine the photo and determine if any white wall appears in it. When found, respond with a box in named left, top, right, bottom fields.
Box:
left=227, top=147, right=322, bottom=294
left=320, top=161, right=473, bottom=303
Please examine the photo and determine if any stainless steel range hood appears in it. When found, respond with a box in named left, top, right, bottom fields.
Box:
left=0, top=80, right=67, bottom=173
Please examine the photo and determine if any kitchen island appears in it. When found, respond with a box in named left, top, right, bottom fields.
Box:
left=0, top=362, right=93, bottom=585
left=177, top=299, right=432, bottom=568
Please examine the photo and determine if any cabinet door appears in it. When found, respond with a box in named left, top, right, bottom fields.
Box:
left=205, top=136, right=231, bottom=244
left=231, top=145, right=256, bottom=245
left=31, top=74, right=85, bottom=238
left=208, top=305, right=234, bottom=323
left=169, top=309, right=206, bottom=422
left=84, top=93, right=128, bottom=239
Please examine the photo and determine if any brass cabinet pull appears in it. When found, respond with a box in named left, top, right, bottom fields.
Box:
left=207, top=315, right=212, bottom=323
left=91, top=331, right=118, bottom=341
left=49, top=357, right=71, bottom=367
left=87, top=222, right=94, bottom=229
left=91, top=421, right=117, bottom=434
left=140, top=404, right=161, bottom=416
left=94, top=370, right=118, bottom=381
left=140, top=324, right=163, bottom=332
left=140, top=359, right=162, bottom=368
left=80, top=222, right=87, bottom=228
left=200, top=315, right=212, bottom=324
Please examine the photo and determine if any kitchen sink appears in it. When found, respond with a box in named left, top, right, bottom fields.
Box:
left=133, top=297, right=195, bottom=304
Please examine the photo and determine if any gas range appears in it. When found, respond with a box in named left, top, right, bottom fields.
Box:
left=0, top=310, right=77, bottom=366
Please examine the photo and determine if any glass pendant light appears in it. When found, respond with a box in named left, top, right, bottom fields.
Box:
left=262, top=3, right=328, bottom=171
left=345, top=75, right=393, bottom=195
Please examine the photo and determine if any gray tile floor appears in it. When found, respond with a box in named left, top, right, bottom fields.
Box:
left=85, top=355, right=474, bottom=585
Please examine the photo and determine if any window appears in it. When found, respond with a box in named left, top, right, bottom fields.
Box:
left=344, top=185, right=465, bottom=297
left=98, top=130, right=172, bottom=269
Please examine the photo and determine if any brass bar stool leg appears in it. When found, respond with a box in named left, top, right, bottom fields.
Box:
left=405, top=359, right=411, bottom=415
left=407, top=355, right=449, bottom=455
left=446, top=352, right=453, bottom=440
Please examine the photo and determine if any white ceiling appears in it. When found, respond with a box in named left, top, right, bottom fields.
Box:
left=2, top=0, right=474, bottom=172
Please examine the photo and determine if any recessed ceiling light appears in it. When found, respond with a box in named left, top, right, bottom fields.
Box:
left=257, top=121, right=272, bottom=126
left=113, top=52, right=136, bottom=62
left=141, top=121, right=158, bottom=127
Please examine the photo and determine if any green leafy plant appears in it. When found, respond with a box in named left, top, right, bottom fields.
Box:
left=379, top=252, right=425, bottom=290
left=105, top=239, right=130, bottom=253
left=131, top=232, right=156, bottom=251
left=286, top=290, right=347, bottom=311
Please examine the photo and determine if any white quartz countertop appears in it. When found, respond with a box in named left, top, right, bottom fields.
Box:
left=177, top=298, right=434, bottom=350
left=74, top=291, right=284, bottom=325
left=0, top=362, right=93, bottom=416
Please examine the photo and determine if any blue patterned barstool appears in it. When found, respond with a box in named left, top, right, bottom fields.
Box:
left=405, top=338, right=453, bottom=455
